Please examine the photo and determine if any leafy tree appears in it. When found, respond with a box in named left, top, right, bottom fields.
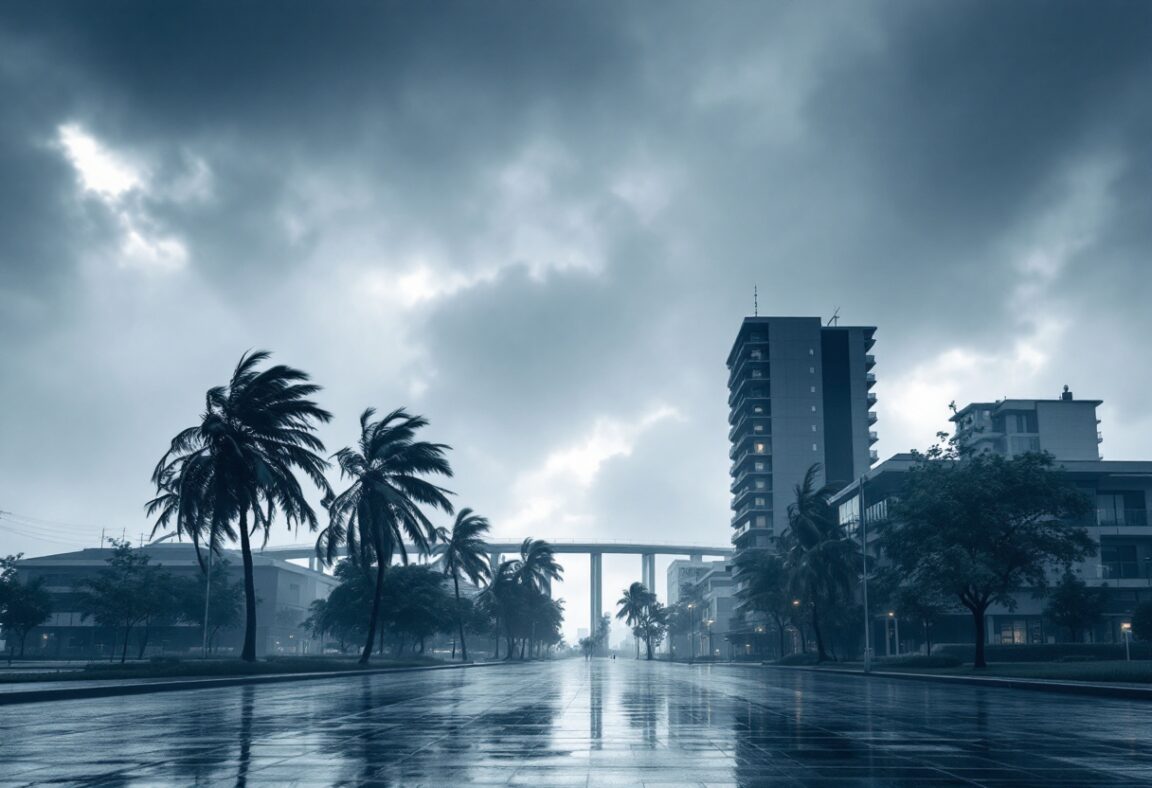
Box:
left=779, top=464, right=858, bottom=662
left=1044, top=571, right=1108, bottom=643
left=78, top=540, right=174, bottom=663
left=634, top=601, right=668, bottom=660
left=380, top=565, right=454, bottom=654
left=1132, top=601, right=1152, bottom=642
left=317, top=408, right=454, bottom=664
left=1, top=555, right=52, bottom=661
left=435, top=508, right=492, bottom=661
left=616, top=582, right=655, bottom=659
left=578, top=636, right=594, bottom=660
left=176, top=558, right=245, bottom=654
left=734, top=550, right=793, bottom=659
left=149, top=350, right=332, bottom=661
left=484, top=539, right=563, bottom=659
left=882, top=449, right=1094, bottom=668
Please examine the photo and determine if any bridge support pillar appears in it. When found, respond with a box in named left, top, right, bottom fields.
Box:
left=489, top=553, right=501, bottom=577
left=590, top=552, right=602, bottom=647
left=641, top=553, right=656, bottom=597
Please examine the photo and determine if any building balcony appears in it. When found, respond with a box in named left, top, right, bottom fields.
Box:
left=727, top=354, right=769, bottom=388
left=868, top=430, right=879, bottom=445
left=728, top=399, right=772, bottom=427
left=728, top=418, right=770, bottom=444
left=864, top=354, right=876, bottom=370
left=868, top=411, right=878, bottom=425
left=869, top=449, right=879, bottom=463
left=866, top=372, right=877, bottom=389
left=730, top=467, right=771, bottom=493
left=728, top=375, right=771, bottom=407
left=729, top=437, right=770, bottom=461
left=1095, top=509, right=1150, bottom=527
left=866, top=393, right=878, bottom=408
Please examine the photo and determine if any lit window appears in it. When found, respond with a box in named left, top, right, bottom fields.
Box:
left=811, top=405, right=817, bottom=412
left=812, top=443, right=818, bottom=451
left=811, top=425, right=817, bottom=432
left=754, top=480, right=766, bottom=489
left=810, top=386, right=816, bottom=393
left=754, top=497, right=766, bottom=506
left=753, top=406, right=764, bottom=414
left=754, top=442, right=766, bottom=454
left=753, top=424, right=764, bottom=433
left=809, top=348, right=814, bottom=355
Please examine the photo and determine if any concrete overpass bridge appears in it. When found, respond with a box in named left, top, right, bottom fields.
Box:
left=260, top=539, right=733, bottom=638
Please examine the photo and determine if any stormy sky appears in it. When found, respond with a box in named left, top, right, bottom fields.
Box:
left=2, top=2, right=1151, bottom=640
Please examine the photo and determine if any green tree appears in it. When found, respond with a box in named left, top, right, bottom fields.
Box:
left=317, top=407, right=454, bottom=664
left=0, top=555, right=52, bottom=661
left=435, top=508, right=492, bottom=661
left=79, top=540, right=173, bottom=663
left=779, top=464, right=858, bottom=662
left=882, top=449, right=1094, bottom=668
left=149, top=350, right=332, bottom=661
left=380, top=565, right=454, bottom=654
left=616, top=582, right=655, bottom=659
left=1044, top=570, right=1107, bottom=643
left=734, top=550, right=792, bottom=659
left=1131, top=601, right=1152, bottom=642
left=635, top=601, right=668, bottom=660
left=176, top=559, right=244, bottom=654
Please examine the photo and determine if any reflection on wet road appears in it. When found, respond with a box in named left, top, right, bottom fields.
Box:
left=3, top=659, right=1152, bottom=786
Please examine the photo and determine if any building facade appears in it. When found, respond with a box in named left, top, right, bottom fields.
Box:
left=10, top=543, right=337, bottom=659
left=832, top=394, right=1152, bottom=652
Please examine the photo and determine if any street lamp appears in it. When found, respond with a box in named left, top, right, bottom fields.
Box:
left=1122, top=622, right=1132, bottom=661
left=705, top=618, right=714, bottom=659
left=687, top=603, right=696, bottom=663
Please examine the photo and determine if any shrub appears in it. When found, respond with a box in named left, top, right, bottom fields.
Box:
left=877, top=655, right=962, bottom=668
left=934, top=642, right=1150, bottom=663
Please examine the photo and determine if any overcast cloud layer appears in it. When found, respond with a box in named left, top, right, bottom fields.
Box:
left=2, top=2, right=1151, bottom=639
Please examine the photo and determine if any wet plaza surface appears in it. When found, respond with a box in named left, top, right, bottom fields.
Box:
left=3, top=660, right=1152, bottom=786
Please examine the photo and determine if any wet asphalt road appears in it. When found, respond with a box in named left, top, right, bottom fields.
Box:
left=2, top=658, right=1152, bottom=786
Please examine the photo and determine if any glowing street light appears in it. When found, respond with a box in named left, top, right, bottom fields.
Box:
left=1122, top=622, right=1133, bottom=661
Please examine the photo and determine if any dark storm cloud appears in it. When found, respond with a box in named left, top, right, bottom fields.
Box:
left=3, top=1, right=1152, bottom=630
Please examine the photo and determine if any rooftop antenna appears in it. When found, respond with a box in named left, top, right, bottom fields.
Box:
left=753, top=285, right=758, bottom=317
left=827, top=307, right=840, bottom=326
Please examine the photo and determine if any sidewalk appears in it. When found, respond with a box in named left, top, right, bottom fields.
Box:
left=0, top=660, right=508, bottom=706
left=755, top=662, right=1152, bottom=701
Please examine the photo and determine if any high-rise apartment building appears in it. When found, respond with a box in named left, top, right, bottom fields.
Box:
left=727, top=316, right=877, bottom=554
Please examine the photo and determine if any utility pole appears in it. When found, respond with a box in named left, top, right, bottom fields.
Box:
left=860, top=474, right=872, bottom=674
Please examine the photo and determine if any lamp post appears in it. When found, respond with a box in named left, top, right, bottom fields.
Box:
left=687, top=603, right=696, bottom=663
left=860, top=474, right=872, bottom=674
left=1122, top=622, right=1132, bottom=661
left=792, top=598, right=802, bottom=654
left=706, top=618, right=714, bottom=659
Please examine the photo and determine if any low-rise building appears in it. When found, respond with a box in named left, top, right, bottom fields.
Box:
left=12, top=543, right=336, bottom=659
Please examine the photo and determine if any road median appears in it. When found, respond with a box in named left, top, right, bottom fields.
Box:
left=0, top=660, right=514, bottom=706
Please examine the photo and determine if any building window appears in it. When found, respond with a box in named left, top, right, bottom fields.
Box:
left=750, top=333, right=765, bottom=342
left=750, top=350, right=762, bottom=360
left=811, top=425, right=817, bottom=432
left=754, top=442, right=767, bottom=454
left=751, top=369, right=763, bottom=378
left=811, top=405, right=816, bottom=412
left=812, top=443, right=818, bottom=451
left=753, top=424, right=764, bottom=433
left=810, top=386, right=816, bottom=393
left=754, top=479, right=766, bottom=489
left=752, top=405, right=764, bottom=414
left=754, top=516, right=767, bottom=527
left=754, top=497, right=766, bottom=507
left=809, top=366, right=815, bottom=374
left=809, top=348, right=814, bottom=355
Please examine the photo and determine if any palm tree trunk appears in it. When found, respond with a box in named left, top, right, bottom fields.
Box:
left=811, top=608, right=827, bottom=662
left=454, top=574, right=468, bottom=661
left=360, top=559, right=386, bottom=665
left=238, top=507, right=259, bottom=662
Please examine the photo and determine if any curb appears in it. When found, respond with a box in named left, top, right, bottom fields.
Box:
left=0, top=660, right=511, bottom=706
left=752, top=663, right=1152, bottom=701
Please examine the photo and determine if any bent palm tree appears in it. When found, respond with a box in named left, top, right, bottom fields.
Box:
left=436, top=508, right=492, bottom=661
left=616, top=582, right=654, bottom=659
left=149, top=350, right=331, bottom=661
left=317, top=408, right=454, bottom=664
left=780, top=463, right=858, bottom=662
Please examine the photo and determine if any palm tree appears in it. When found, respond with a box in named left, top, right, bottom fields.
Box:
left=435, top=508, right=492, bottom=662
left=780, top=463, right=858, bottom=662
left=616, top=582, right=654, bottom=659
left=512, top=538, right=563, bottom=593
left=316, top=407, right=454, bottom=664
left=149, top=350, right=331, bottom=661
left=486, top=539, right=563, bottom=659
